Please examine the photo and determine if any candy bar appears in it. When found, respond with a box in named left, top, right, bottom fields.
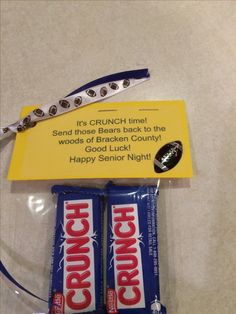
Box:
left=106, top=183, right=166, bottom=314
left=49, top=185, right=105, bottom=314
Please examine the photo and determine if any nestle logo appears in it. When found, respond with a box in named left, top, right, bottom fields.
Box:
left=106, top=288, right=118, bottom=314
left=51, top=292, right=65, bottom=314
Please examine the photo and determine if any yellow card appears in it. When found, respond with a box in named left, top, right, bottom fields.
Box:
left=8, top=101, right=192, bottom=180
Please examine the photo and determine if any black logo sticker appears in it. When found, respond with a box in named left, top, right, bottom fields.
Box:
left=154, top=141, right=183, bottom=173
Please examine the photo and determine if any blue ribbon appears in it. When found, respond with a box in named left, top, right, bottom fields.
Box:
left=0, top=260, right=47, bottom=303
left=66, top=68, right=150, bottom=96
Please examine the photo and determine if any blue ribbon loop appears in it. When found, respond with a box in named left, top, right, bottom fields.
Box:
left=0, top=260, right=47, bottom=303
left=66, top=68, right=150, bottom=96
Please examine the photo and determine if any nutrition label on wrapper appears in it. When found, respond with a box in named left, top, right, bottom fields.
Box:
left=8, top=101, right=192, bottom=180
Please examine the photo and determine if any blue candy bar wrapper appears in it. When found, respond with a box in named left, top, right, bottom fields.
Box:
left=106, top=183, right=167, bottom=314
left=49, top=185, right=105, bottom=314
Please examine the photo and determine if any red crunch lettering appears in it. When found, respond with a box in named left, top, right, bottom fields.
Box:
left=113, top=206, right=142, bottom=306
left=65, top=202, right=92, bottom=311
